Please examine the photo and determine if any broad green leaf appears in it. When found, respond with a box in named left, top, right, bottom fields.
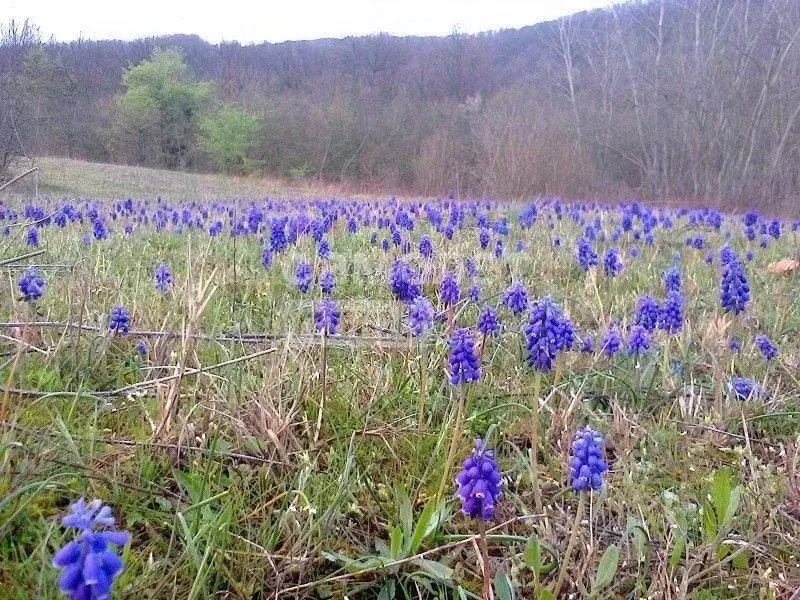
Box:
left=408, top=500, right=436, bottom=555
left=390, top=524, right=404, bottom=559
left=398, top=489, right=413, bottom=540
left=626, top=517, right=649, bottom=563
left=524, top=532, right=542, bottom=574
left=494, top=571, right=515, bottom=600
left=722, top=486, right=741, bottom=529
left=538, top=589, right=556, bottom=600
left=732, top=548, right=750, bottom=570
left=711, top=468, right=734, bottom=527
left=378, top=579, right=396, bottom=600
left=374, top=539, right=392, bottom=559
left=592, top=545, right=620, bottom=591
left=425, top=501, right=450, bottom=538
left=716, top=542, right=732, bottom=562
left=411, top=558, right=454, bottom=581
left=702, top=499, right=718, bottom=540
left=668, top=534, right=686, bottom=575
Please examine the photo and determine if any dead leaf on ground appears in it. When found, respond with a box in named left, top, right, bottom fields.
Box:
left=767, top=257, right=800, bottom=275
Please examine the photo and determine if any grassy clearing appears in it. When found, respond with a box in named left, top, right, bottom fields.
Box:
left=0, top=171, right=799, bottom=599
left=8, top=156, right=390, bottom=202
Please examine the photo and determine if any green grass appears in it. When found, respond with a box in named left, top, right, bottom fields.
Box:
left=1, top=167, right=799, bottom=599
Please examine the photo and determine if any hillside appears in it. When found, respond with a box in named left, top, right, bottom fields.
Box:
left=3, top=0, right=800, bottom=211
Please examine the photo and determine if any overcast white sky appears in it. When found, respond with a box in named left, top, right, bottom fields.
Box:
left=4, top=0, right=617, bottom=44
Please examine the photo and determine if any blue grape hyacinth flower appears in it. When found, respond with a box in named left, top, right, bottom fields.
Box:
left=663, top=265, right=682, bottom=293
left=603, top=247, right=623, bottom=277
left=754, top=334, right=779, bottom=361
left=320, top=270, right=335, bottom=296
left=455, top=439, right=503, bottom=520
left=576, top=237, right=598, bottom=271
left=408, top=296, right=435, bottom=337
left=314, top=298, right=340, bottom=335
left=729, top=377, right=765, bottom=400
left=153, top=263, right=173, bottom=293
left=389, top=259, right=421, bottom=303
left=501, top=281, right=528, bottom=315
left=523, top=297, right=575, bottom=372
left=448, top=328, right=481, bottom=384
left=52, top=498, right=129, bottom=600
left=295, top=261, right=313, bottom=294
left=19, top=266, right=46, bottom=302
left=439, top=271, right=460, bottom=306
left=569, top=427, right=609, bottom=492
left=720, top=251, right=750, bottom=314
left=634, top=294, right=660, bottom=333
left=601, top=323, right=623, bottom=356
left=419, top=234, right=434, bottom=259
left=658, top=290, right=684, bottom=333
left=108, top=305, right=131, bottom=334
left=476, top=306, right=501, bottom=336
left=627, top=324, right=651, bottom=355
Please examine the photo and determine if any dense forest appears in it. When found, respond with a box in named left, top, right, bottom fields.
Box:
left=2, top=0, right=800, bottom=211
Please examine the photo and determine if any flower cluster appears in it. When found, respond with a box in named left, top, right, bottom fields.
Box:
left=720, top=250, right=750, bottom=314
left=108, top=305, right=131, bottom=334
left=569, top=427, right=609, bottom=491
left=476, top=306, right=501, bottom=336
left=320, top=270, right=335, bottom=295
left=317, top=239, right=331, bottom=259
left=576, top=237, right=598, bottom=271
left=455, top=439, right=503, bottom=520
left=153, top=263, right=173, bottom=293
left=408, top=296, right=435, bottom=336
left=295, top=261, right=313, bottom=294
left=755, top=334, right=779, bottom=360
left=52, top=498, right=130, bottom=600
left=627, top=324, right=651, bottom=355
left=18, top=266, right=46, bottom=302
left=601, top=323, right=623, bottom=356
left=663, top=265, right=682, bottom=293
left=419, top=234, right=434, bottom=259
left=314, top=298, right=340, bottom=335
left=389, top=259, right=421, bottom=303
left=634, top=294, right=660, bottom=332
left=501, top=281, right=528, bottom=315
left=729, top=377, right=765, bottom=400
left=439, top=271, right=460, bottom=306
left=464, top=257, right=478, bottom=277
left=603, top=247, right=623, bottom=277
left=523, top=297, right=575, bottom=371
left=658, top=290, right=684, bottom=333
left=448, top=328, right=481, bottom=384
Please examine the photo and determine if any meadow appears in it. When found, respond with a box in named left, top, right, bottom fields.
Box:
left=1, top=160, right=799, bottom=599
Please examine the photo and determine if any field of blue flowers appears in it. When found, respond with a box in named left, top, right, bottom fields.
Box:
left=1, top=194, right=799, bottom=599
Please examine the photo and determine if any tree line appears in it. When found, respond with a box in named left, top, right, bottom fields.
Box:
left=2, top=0, right=800, bottom=212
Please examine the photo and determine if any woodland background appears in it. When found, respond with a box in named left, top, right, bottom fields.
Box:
left=3, top=0, right=800, bottom=212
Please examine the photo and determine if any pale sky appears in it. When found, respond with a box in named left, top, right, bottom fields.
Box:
left=3, top=0, right=618, bottom=44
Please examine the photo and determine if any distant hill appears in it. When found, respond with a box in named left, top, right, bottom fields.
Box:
left=3, top=0, right=800, bottom=212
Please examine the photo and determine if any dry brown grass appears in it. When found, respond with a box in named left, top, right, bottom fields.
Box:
left=10, top=156, right=406, bottom=201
